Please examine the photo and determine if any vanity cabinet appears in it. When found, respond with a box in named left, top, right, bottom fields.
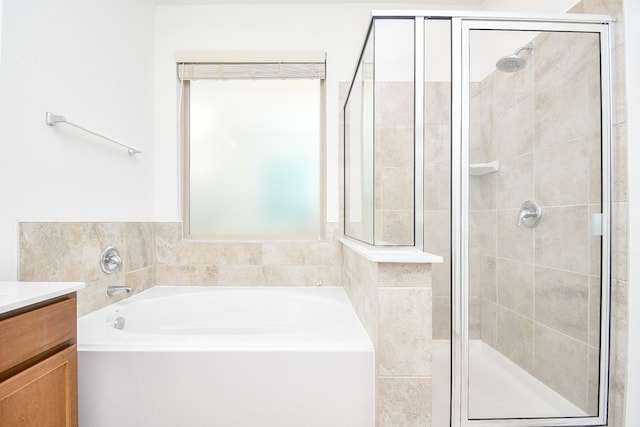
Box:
left=0, top=294, right=78, bottom=427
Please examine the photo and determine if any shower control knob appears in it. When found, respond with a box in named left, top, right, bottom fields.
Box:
left=517, top=200, right=542, bottom=228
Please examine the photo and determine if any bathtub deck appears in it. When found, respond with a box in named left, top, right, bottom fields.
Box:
left=78, top=286, right=373, bottom=352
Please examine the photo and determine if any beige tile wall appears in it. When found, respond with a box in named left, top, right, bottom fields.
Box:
left=19, top=222, right=155, bottom=316
left=343, top=245, right=433, bottom=427
left=155, top=222, right=342, bottom=287
left=375, top=82, right=415, bottom=245
left=586, top=0, right=630, bottom=423
left=19, top=221, right=343, bottom=316
left=342, top=79, right=435, bottom=426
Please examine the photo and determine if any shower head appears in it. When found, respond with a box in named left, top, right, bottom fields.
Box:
left=496, top=42, right=534, bottom=73
left=496, top=55, right=526, bottom=73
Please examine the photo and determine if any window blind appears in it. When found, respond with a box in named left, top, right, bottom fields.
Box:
left=176, top=51, right=326, bottom=80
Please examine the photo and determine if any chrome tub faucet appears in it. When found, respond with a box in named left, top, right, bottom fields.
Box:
left=106, top=285, right=132, bottom=297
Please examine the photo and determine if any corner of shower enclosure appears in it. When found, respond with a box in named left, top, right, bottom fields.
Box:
left=343, top=10, right=614, bottom=427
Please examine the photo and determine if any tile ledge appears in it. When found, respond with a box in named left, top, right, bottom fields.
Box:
left=339, top=237, right=443, bottom=264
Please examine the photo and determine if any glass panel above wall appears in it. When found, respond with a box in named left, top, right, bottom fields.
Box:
left=344, top=18, right=416, bottom=247
left=344, top=25, right=375, bottom=245
left=373, top=18, right=415, bottom=246
left=424, top=17, right=453, bottom=427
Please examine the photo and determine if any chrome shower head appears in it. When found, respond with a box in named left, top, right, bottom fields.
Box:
left=496, top=42, right=534, bottom=73
left=496, top=55, right=526, bottom=73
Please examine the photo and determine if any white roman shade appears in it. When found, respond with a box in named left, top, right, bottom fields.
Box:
left=176, top=51, right=326, bottom=80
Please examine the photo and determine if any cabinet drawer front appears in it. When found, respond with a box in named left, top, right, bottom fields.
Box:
left=0, top=345, right=78, bottom=427
left=0, top=297, right=76, bottom=374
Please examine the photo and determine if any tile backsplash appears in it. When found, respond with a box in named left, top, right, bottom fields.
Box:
left=19, top=221, right=342, bottom=316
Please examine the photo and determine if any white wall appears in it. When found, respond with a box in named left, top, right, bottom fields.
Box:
left=0, top=0, right=155, bottom=280
left=623, top=0, right=639, bottom=425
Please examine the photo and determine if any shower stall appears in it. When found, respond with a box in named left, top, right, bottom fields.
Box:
left=343, top=11, right=612, bottom=427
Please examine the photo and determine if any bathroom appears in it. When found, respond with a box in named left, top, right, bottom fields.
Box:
left=0, top=0, right=638, bottom=426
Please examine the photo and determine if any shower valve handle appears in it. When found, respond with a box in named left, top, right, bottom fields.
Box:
left=518, top=208, right=536, bottom=225
left=100, top=246, right=123, bottom=274
left=517, top=200, right=542, bottom=228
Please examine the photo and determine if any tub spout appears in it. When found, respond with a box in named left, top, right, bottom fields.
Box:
left=106, top=285, right=132, bottom=297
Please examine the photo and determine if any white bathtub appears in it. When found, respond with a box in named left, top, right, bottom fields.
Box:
left=77, top=286, right=374, bottom=427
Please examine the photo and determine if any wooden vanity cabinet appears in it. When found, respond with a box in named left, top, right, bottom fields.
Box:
left=0, top=294, right=78, bottom=427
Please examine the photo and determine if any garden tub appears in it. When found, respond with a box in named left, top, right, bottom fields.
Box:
left=77, top=286, right=374, bottom=427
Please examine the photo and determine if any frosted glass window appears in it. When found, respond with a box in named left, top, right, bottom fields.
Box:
left=187, top=79, right=321, bottom=238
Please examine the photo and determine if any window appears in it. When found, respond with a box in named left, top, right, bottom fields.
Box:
left=178, top=52, right=326, bottom=239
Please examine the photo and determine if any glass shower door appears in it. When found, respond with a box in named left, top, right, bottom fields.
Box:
left=456, top=19, right=611, bottom=426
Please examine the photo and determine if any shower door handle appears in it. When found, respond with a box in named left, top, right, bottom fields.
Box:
left=517, top=200, right=542, bottom=228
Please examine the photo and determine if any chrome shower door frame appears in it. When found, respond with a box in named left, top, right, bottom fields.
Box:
left=451, top=16, right=613, bottom=427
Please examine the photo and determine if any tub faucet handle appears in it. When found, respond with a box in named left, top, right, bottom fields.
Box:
left=100, top=246, right=123, bottom=274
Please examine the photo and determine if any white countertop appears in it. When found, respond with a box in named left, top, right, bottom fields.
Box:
left=0, top=281, right=85, bottom=315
